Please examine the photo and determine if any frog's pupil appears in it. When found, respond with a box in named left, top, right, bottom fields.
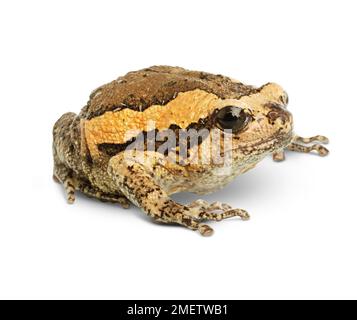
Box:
left=216, top=106, right=248, bottom=133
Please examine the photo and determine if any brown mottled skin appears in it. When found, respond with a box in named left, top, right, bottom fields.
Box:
left=53, top=66, right=329, bottom=236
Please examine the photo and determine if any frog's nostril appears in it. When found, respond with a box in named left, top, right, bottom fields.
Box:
left=266, top=103, right=291, bottom=125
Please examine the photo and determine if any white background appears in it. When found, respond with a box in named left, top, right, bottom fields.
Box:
left=0, top=0, right=356, bottom=300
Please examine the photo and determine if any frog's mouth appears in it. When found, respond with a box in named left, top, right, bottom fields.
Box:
left=259, top=132, right=293, bottom=152
left=232, top=129, right=294, bottom=156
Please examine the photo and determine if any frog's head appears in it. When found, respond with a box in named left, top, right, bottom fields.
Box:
left=209, top=83, right=293, bottom=162
left=82, top=83, right=293, bottom=166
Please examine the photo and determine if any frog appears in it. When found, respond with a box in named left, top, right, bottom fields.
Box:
left=52, top=66, right=329, bottom=236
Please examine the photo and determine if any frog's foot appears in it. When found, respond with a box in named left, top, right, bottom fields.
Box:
left=53, top=174, right=60, bottom=183
left=99, top=194, right=130, bottom=209
left=187, top=199, right=250, bottom=221
left=64, top=177, right=76, bottom=204
left=273, top=134, right=329, bottom=162
left=53, top=174, right=76, bottom=204
left=112, top=196, right=130, bottom=209
left=53, top=163, right=77, bottom=204
left=54, top=173, right=76, bottom=204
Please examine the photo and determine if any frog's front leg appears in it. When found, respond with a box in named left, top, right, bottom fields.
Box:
left=108, top=153, right=248, bottom=236
left=108, top=153, right=213, bottom=235
left=273, top=134, right=329, bottom=162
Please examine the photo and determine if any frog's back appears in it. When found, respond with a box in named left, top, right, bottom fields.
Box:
left=79, top=66, right=259, bottom=120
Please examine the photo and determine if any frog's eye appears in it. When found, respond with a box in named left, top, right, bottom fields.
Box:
left=215, top=106, right=250, bottom=133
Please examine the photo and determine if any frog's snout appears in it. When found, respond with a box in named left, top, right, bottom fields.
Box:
left=265, top=103, right=292, bottom=125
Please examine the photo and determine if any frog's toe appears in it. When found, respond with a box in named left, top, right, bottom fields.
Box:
left=188, top=199, right=232, bottom=212
left=294, top=135, right=329, bottom=144
left=236, top=209, right=250, bottom=221
left=64, top=177, right=76, bottom=204
left=188, top=199, right=250, bottom=222
left=287, top=142, right=329, bottom=157
left=198, top=224, right=214, bottom=237
left=275, top=134, right=330, bottom=159
left=199, top=208, right=250, bottom=222
left=118, top=197, right=131, bottom=209
left=291, top=134, right=330, bottom=156
left=273, top=150, right=286, bottom=162
left=314, top=144, right=329, bottom=156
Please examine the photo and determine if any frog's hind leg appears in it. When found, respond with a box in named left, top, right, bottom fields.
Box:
left=53, top=165, right=130, bottom=208
left=273, top=134, right=329, bottom=162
